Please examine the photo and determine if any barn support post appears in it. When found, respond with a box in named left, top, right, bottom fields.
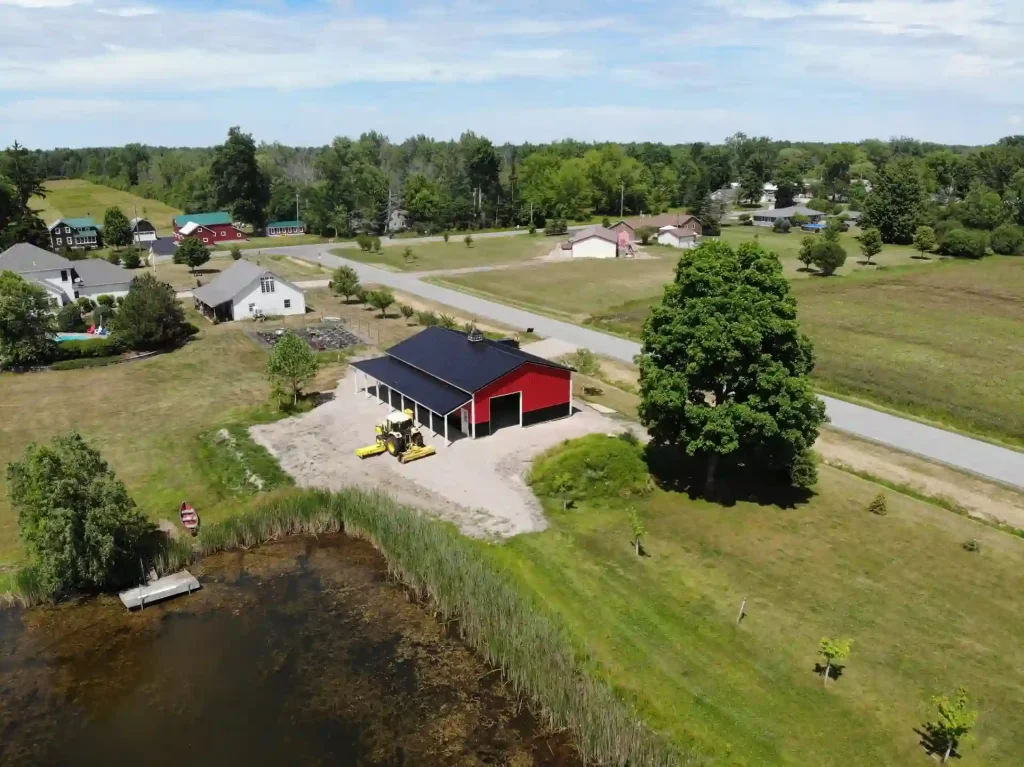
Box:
left=569, top=372, right=574, bottom=416
left=471, top=397, right=476, bottom=440
left=445, top=414, right=450, bottom=446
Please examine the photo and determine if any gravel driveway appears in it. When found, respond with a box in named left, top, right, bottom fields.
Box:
left=250, top=371, right=632, bottom=538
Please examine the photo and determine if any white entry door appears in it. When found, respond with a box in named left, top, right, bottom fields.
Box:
left=461, top=407, right=470, bottom=436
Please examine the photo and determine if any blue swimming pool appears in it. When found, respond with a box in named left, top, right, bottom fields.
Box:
left=56, top=332, right=106, bottom=342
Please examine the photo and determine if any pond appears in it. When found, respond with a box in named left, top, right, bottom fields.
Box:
left=0, top=535, right=580, bottom=767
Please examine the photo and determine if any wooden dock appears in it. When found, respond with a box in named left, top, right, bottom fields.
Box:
left=119, top=570, right=201, bottom=610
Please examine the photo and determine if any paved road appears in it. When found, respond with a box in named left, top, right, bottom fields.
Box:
left=273, top=245, right=1024, bottom=489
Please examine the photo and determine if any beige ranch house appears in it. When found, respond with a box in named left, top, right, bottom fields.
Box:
left=562, top=226, right=619, bottom=258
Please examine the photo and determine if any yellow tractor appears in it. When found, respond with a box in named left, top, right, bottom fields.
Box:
left=355, top=409, right=436, bottom=464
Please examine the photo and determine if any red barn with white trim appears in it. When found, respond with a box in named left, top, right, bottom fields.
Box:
left=352, top=327, right=574, bottom=442
left=172, top=211, right=246, bottom=244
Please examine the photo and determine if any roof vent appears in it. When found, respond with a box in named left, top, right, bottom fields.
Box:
left=467, top=326, right=483, bottom=343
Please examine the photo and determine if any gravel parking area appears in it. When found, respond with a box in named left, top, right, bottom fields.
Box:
left=250, top=371, right=632, bottom=538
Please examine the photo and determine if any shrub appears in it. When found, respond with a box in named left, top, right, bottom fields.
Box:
left=810, top=240, right=847, bottom=275
left=567, top=347, right=599, bottom=376
left=111, top=273, right=194, bottom=351
left=372, top=237, right=382, bottom=252
left=121, top=249, right=142, bottom=269
left=602, top=216, right=611, bottom=228
left=105, top=250, right=121, bottom=265
left=416, top=310, right=439, bottom=327
left=544, top=219, right=569, bottom=236
left=528, top=224, right=537, bottom=235
left=742, top=219, right=754, bottom=226
left=867, top=493, right=888, bottom=515
left=97, top=294, right=115, bottom=307
left=940, top=228, right=988, bottom=259
left=356, top=234, right=373, bottom=252
left=464, top=234, right=474, bottom=247
left=963, top=539, right=982, bottom=553
left=791, top=213, right=809, bottom=226
left=230, top=244, right=243, bottom=261
left=773, top=217, right=792, bottom=233
left=56, top=303, right=85, bottom=332
left=990, top=223, right=1024, bottom=255
left=91, top=305, right=114, bottom=327
left=76, top=296, right=96, bottom=311
left=55, top=337, right=122, bottom=360
left=738, top=213, right=750, bottom=222
left=399, top=303, right=415, bottom=323
left=809, top=197, right=835, bottom=214
left=442, top=231, right=450, bottom=243
left=438, top=313, right=457, bottom=329
left=789, top=449, right=818, bottom=489
left=530, top=435, right=653, bottom=500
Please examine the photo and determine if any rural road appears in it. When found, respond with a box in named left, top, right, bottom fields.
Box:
left=268, top=244, right=1024, bottom=490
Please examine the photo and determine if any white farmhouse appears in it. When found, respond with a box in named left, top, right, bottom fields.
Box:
left=657, top=227, right=701, bottom=249
left=0, top=243, right=132, bottom=304
left=563, top=226, right=619, bottom=259
left=192, top=259, right=305, bottom=322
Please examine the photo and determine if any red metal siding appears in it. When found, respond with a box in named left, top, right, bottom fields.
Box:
left=472, top=363, right=570, bottom=424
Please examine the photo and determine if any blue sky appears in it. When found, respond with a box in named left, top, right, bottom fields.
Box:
left=0, top=0, right=1021, bottom=148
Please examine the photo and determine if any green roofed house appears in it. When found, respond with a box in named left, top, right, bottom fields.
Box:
left=266, top=220, right=306, bottom=237
left=173, top=211, right=233, bottom=229
left=48, top=217, right=102, bottom=251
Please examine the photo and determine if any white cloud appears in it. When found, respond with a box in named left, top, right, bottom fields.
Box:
left=1010, top=115, right=1023, bottom=126
left=0, top=0, right=89, bottom=6
left=97, top=5, right=157, bottom=16
left=0, top=96, right=198, bottom=120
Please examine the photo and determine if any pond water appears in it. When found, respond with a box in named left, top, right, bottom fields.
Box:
left=0, top=536, right=580, bottom=767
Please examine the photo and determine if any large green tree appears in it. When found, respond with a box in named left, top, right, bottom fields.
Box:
left=210, top=126, right=271, bottom=229
left=1, top=141, right=46, bottom=210
left=638, top=241, right=826, bottom=496
left=111, top=273, right=192, bottom=350
left=863, top=157, right=925, bottom=244
left=102, top=206, right=133, bottom=247
left=7, top=433, right=152, bottom=595
left=0, top=270, right=56, bottom=368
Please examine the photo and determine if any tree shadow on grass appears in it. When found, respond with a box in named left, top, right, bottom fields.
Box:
left=813, top=662, right=846, bottom=682
left=911, top=254, right=932, bottom=260
left=856, top=260, right=878, bottom=266
left=644, top=444, right=813, bottom=509
left=795, top=266, right=818, bottom=273
left=914, top=724, right=961, bottom=762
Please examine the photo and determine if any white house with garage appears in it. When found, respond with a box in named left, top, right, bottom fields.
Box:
left=0, top=243, right=132, bottom=304
left=192, top=259, right=305, bottom=322
left=562, top=226, right=619, bottom=258
left=657, top=227, right=701, bottom=249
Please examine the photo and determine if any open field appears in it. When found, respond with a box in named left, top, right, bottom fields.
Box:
left=216, top=234, right=330, bottom=250
left=30, top=179, right=182, bottom=234
left=488, top=441, right=1024, bottom=765
left=436, top=248, right=1024, bottom=445
left=333, top=234, right=554, bottom=272
left=153, top=252, right=328, bottom=291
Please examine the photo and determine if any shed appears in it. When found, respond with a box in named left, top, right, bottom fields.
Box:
left=352, top=327, right=574, bottom=443
left=566, top=226, right=619, bottom=259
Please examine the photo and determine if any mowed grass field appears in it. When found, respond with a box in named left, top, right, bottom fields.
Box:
left=333, top=233, right=555, bottom=272
left=152, top=252, right=328, bottom=291
left=30, top=179, right=183, bottom=234
left=437, top=238, right=1024, bottom=445
left=489, top=459, right=1024, bottom=765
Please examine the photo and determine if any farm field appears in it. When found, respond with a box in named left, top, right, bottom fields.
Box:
left=29, top=179, right=182, bottom=234
left=333, top=234, right=554, bottom=272
left=436, top=247, right=1024, bottom=445
left=487, top=440, right=1024, bottom=766
left=217, top=233, right=330, bottom=250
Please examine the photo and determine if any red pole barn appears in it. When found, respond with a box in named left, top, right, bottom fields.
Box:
left=352, top=327, right=574, bottom=441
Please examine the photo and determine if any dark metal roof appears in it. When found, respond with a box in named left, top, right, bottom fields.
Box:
left=385, top=327, right=570, bottom=393
left=352, top=356, right=471, bottom=415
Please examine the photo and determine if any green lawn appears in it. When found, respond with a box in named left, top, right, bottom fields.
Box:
left=437, top=244, right=1024, bottom=444
left=218, top=233, right=330, bottom=250
left=152, top=252, right=327, bottom=291
left=486, top=443, right=1024, bottom=765
left=30, top=179, right=183, bottom=235
left=334, top=234, right=554, bottom=272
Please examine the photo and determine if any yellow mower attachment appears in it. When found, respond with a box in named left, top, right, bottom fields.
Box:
left=355, top=439, right=387, bottom=459
left=398, top=444, right=436, bottom=464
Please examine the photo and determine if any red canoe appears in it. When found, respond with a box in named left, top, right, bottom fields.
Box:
left=179, top=502, right=200, bottom=535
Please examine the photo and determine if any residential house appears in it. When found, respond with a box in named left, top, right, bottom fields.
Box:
left=621, top=212, right=703, bottom=236
left=608, top=220, right=636, bottom=242
left=144, top=237, right=178, bottom=265
left=266, top=220, right=306, bottom=236
left=48, top=217, right=102, bottom=251
left=130, top=217, right=158, bottom=242
left=192, top=259, right=305, bottom=322
left=751, top=205, right=826, bottom=227
left=657, top=228, right=701, bottom=249
left=561, top=226, right=619, bottom=259
left=0, top=243, right=132, bottom=304
left=173, top=212, right=245, bottom=245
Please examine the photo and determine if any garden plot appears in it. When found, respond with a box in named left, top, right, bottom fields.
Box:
left=253, top=323, right=363, bottom=351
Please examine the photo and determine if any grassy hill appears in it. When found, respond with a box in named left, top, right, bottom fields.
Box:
left=30, top=179, right=182, bottom=235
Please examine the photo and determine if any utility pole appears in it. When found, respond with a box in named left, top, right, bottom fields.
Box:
left=529, top=201, right=534, bottom=227
left=620, top=183, right=625, bottom=219
left=295, top=191, right=300, bottom=222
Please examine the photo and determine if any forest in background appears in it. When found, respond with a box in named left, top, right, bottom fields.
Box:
left=7, top=130, right=1024, bottom=251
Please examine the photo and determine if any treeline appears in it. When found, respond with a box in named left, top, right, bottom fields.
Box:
left=14, top=131, right=1024, bottom=246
